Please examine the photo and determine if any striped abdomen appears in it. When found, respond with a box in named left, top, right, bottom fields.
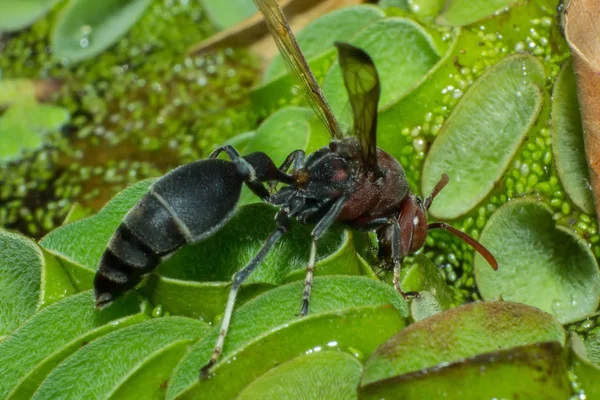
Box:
left=94, top=159, right=246, bottom=307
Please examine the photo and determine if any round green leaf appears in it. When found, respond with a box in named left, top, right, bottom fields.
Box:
left=437, top=0, right=519, bottom=26
left=0, top=229, right=75, bottom=336
left=422, top=54, right=545, bottom=219
left=0, top=0, right=57, bottom=32
left=51, top=0, right=152, bottom=64
left=552, top=60, right=594, bottom=214
left=0, top=102, right=70, bottom=163
left=32, top=316, right=207, bottom=400
left=323, top=17, right=440, bottom=124
left=360, top=342, right=570, bottom=400
left=361, top=301, right=565, bottom=386
left=200, top=0, right=256, bottom=30
left=0, top=291, right=144, bottom=399
left=238, top=351, right=363, bottom=400
left=167, top=276, right=407, bottom=399
left=264, top=5, right=385, bottom=81
left=474, top=198, right=600, bottom=324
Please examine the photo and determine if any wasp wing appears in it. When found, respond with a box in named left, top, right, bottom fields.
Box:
left=253, top=0, right=342, bottom=139
left=335, top=41, right=381, bottom=175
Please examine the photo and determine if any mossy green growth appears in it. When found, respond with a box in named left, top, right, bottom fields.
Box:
left=0, top=0, right=259, bottom=237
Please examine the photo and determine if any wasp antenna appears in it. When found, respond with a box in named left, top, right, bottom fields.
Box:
left=428, top=222, right=498, bottom=271
left=424, top=174, right=449, bottom=210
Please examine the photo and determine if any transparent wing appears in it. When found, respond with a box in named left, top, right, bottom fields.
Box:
left=253, top=0, right=342, bottom=139
left=335, top=41, right=381, bottom=174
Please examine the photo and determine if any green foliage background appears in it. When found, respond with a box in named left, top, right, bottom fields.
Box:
left=1, top=0, right=599, bottom=398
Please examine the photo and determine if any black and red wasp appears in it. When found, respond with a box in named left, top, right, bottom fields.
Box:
left=93, top=0, right=498, bottom=376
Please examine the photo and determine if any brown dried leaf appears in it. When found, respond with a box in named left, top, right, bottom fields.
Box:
left=564, top=0, right=600, bottom=218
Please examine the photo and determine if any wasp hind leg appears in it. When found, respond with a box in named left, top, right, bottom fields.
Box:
left=200, top=210, right=290, bottom=378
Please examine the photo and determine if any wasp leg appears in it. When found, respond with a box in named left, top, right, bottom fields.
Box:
left=278, top=150, right=305, bottom=173
left=200, top=210, right=290, bottom=378
left=300, top=196, right=348, bottom=316
left=268, top=150, right=305, bottom=192
left=391, top=220, right=419, bottom=299
left=208, top=144, right=241, bottom=160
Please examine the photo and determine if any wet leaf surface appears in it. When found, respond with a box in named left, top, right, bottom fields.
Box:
left=552, top=60, right=594, bottom=214
left=422, top=54, right=545, bottom=219
left=52, top=0, right=152, bottom=63
left=0, top=291, right=144, bottom=398
left=167, top=276, right=407, bottom=399
left=474, top=198, right=600, bottom=323
left=361, top=301, right=565, bottom=385
left=360, top=342, right=570, bottom=400
left=32, top=316, right=207, bottom=400
left=237, top=350, right=362, bottom=400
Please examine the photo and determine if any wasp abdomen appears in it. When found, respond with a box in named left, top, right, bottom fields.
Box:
left=94, top=159, right=247, bottom=307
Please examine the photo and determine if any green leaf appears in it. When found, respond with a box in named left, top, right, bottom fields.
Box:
left=360, top=342, right=570, bottom=399
left=152, top=200, right=360, bottom=321
left=158, top=203, right=358, bottom=285
left=237, top=351, right=363, bottom=400
left=0, top=0, right=57, bottom=32
left=167, top=276, right=407, bottom=399
left=322, top=17, right=440, bottom=128
left=551, top=60, right=594, bottom=214
left=0, top=291, right=144, bottom=399
left=62, top=202, right=90, bottom=225
left=361, top=301, right=565, bottom=386
left=422, top=54, right=545, bottom=219
left=0, top=229, right=75, bottom=336
left=0, top=102, right=70, bottom=162
left=51, top=0, right=152, bottom=64
left=106, top=340, right=194, bottom=400
left=474, top=198, right=600, bottom=324
left=264, top=5, right=386, bottom=81
left=437, top=0, right=519, bottom=26
left=200, top=0, right=256, bottom=30
left=407, top=0, right=445, bottom=22
left=148, top=277, right=274, bottom=323
left=570, top=333, right=600, bottom=398
left=379, top=0, right=410, bottom=11
left=32, top=316, right=207, bottom=400
left=584, top=328, right=600, bottom=366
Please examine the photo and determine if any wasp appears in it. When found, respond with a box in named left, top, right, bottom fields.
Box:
left=93, top=0, right=498, bottom=376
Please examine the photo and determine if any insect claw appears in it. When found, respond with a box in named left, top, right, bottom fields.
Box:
left=199, top=361, right=215, bottom=379
left=400, top=291, right=420, bottom=300
left=299, top=300, right=309, bottom=316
